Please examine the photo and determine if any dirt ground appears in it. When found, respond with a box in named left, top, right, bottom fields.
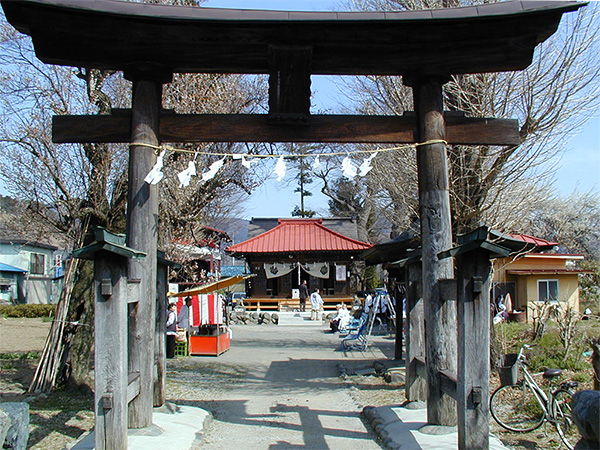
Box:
left=0, top=317, right=593, bottom=449
left=0, top=317, right=52, bottom=354
left=0, top=318, right=95, bottom=450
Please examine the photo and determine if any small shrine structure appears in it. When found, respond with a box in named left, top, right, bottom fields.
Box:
left=226, top=218, right=371, bottom=310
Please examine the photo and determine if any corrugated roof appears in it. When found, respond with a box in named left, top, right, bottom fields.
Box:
left=227, top=219, right=371, bottom=254
left=168, top=274, right=256, bottom=297
left=248, top=217, right=360, bottom=241
left=220, top=265, right=247, bottom=277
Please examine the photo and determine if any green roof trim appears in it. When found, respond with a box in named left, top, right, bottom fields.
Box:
left=389, top=249, right=422, bottom=268
left=158, top=250, right=181, bottom=269
left=73, top=227, right=146, bottom=260
left=438, top=226, right=513, bottom=260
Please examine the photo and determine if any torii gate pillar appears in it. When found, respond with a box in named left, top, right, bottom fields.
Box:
left=125, top=67, right=172, bottom=428
left=407, top=76, right=457, bottom=426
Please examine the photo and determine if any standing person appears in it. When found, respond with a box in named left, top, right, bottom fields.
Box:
left=364, top=292, right=374, bottom=313
left=299, top=280, right=309, bottom=312
left=309, top=288, right=324, bottom=321
left=166, top=303, right=178, bottom=359
left=177, top=297, right=192, bottom=335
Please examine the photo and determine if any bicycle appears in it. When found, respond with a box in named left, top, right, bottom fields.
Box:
left=490, top=344, right=580, bottom=449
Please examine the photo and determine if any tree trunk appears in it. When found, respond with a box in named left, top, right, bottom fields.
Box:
left=57, top=261, right=95, bottom=392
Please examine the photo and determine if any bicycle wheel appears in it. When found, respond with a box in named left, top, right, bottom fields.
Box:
left=552, top=389, right=578, bottom=449
left=490, top=384, right=545, bottom=432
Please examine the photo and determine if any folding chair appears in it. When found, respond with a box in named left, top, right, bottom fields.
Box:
left=340, top=320, right=369, bottom=351
left=340, top=312, right=367, bottom=334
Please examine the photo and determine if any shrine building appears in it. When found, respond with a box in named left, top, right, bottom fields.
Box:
left=226, top=218, right=371, bottom=311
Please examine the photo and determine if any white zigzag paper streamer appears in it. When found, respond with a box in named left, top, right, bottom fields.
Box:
left=202, top=156, right=226, bottom=182
left=313, top=155, right=322, bottom=172
left=341, top=155, right=357, bottom=179
left=177, top=160, right=197, bottom=187
left=359, top=153, right=376, bottom=176
left=144, top=150, right=166, bottom=185
left=274, top=155, right=286, bottom=181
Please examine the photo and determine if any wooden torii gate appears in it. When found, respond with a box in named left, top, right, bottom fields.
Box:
left=0, top=1, right=583, bottom=449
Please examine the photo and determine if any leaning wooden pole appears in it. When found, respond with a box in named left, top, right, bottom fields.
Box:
left=28, top=257, right=78, bottom=393
left=125, top=74, right=164, bottom=428
left=29, top=219, right=88, bottom=393
left=410, top=77, right=457, bottom=426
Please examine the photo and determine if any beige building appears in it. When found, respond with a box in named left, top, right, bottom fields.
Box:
left=492, top=252, right=586, bottom=321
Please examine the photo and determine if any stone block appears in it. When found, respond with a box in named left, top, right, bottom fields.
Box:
left=384, top=370, right=405, bottom=384
left=0, top=408, right=10, bottom=449
left=572, top=390, right=600, bottom=445
left=0, top=402, right=29, bottom=450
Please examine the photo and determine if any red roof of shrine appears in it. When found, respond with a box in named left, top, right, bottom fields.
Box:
left=226, top=219, right=371, bottom=254
left=507, top=234, right=558, bottom=249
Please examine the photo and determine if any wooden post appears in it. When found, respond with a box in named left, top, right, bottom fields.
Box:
left=154, top=259, right=167, bottom=407
left=456, top=249, right=491, bottom=449
left=394, top=281, right=404, bottom=361
left=406, top=260, right=426, bottom=402
left=94, top=255, right=128, bottom=450
left=125, top=71, right=169, bottom=428
left=410, top=77, right=456, bottom=426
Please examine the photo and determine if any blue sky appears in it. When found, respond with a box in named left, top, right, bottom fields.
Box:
left=202, top=0, right=599, bottom=219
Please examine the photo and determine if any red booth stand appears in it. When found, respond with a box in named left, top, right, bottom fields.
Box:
left=170, top=275, right=253, bottom=356
left=189, top=326, right=230, bottom=356
left=191, top=293, right=229, bottom=356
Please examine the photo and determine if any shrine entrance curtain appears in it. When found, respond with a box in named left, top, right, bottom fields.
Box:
left=300, top=262, right=330, bottom=279
left=264, top=262, right=296, bottom=279
left=263, top=262, right=330, bottom=279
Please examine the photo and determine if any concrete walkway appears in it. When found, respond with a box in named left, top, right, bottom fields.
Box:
left=182, top=324, right=391, bottom=450
left=70, top=323, right=507, bottom=450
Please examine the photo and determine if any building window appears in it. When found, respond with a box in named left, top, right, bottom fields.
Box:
left=30, top=253, right=46, bottom=275
left=538, top=279, right=559, bottom=302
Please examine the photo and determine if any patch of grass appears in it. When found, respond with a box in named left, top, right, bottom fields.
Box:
left=1, top=361, right=15, bottom=370
left=30, top=390, right=93, bottom=410
left=495, top=322, right=531, bottom=353
left=571, top=371, right=593, bottom=384
left=0, top=351, right=40, bottom=360
left=495, top=319, right=596, bottom=389
left=28, top=390, right=94, bottom=450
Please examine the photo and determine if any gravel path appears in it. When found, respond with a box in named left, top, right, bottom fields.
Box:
left=166, top=325, right=394, bottom=450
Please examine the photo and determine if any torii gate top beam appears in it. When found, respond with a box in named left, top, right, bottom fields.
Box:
left=1, top=0, right=584, bottom=77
